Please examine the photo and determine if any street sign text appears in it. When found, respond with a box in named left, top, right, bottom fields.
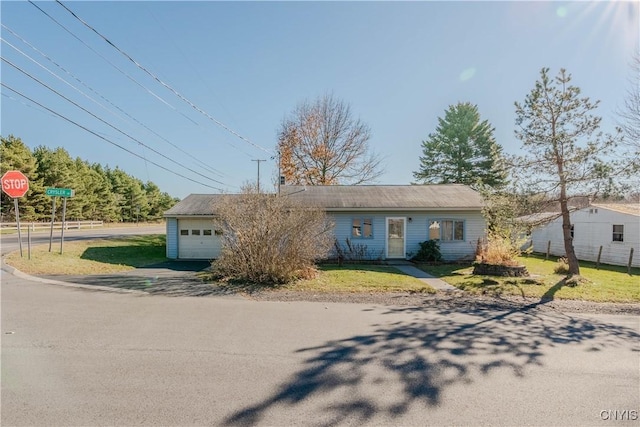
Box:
left=46, top=188, right=74, bottom=198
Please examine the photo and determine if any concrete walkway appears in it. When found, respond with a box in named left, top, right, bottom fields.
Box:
left=391, top=264, right=458, bottom=292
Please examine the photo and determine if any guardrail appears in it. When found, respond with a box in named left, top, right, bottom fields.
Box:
left=1, top=221, right=104, bottom=231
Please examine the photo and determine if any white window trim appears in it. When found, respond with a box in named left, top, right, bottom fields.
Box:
left=429, top=219, right=465, bottom=242
left=385, top=217, right=407, bottom=259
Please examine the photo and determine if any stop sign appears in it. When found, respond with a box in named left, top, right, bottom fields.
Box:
left=1, top=170, right=30, bottom=198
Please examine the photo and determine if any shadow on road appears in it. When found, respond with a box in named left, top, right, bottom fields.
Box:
left=223, top=302, right=640, bottom=426
left=40, top=260, right=277, bottom=297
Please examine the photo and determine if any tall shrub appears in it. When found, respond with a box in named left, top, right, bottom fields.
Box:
left=212, top=187, right=334, bottom=284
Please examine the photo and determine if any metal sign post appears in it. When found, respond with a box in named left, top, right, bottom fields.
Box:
left=14, top=198, right=23, bottom=257
left=49, top=197, right=56, bottom=252
left=2, top=170, right=30, bottom=258
left=45, top=188, right=74, bottom=255
left=60, top=196, right=67, bottom=255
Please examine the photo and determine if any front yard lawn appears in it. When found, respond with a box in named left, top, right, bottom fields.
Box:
left=4, top=235, right=167, bottom=275
left=417, top=255, right=639, bottom=303
left=284, top=264, right=436, bottom=294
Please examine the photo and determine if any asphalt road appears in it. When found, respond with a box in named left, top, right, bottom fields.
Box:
left=2, top=269, right=639, bottom=426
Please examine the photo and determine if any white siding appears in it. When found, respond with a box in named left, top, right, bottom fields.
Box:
left=166, top=217, right=178, bottom=259
left=177, top=218, right=221, bottom=260
left=329, top=211, right=485, bottom=261
left=530, top=207, right=640, bottom=267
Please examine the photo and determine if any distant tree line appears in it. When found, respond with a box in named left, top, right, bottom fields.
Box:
left=1, top=135, right=179, bottom=222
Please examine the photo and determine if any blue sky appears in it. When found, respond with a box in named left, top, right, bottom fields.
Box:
left=1, top=1, right=638, bottom=199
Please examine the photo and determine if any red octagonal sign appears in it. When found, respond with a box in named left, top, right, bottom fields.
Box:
left=1, top=170, right=30, bottom=198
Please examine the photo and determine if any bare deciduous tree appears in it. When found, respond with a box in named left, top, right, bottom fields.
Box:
left=212, top=185, right=334, bottom=284
left=278, top=94, right=384, bottom=185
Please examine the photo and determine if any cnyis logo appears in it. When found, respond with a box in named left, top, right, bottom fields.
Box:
left=600, top=410, right=639, bottom=421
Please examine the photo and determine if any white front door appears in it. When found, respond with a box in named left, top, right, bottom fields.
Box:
left=386, top=217, right=406, bottom=259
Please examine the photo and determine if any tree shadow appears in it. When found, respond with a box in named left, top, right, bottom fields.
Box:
left=41, top=264, right=281, bottom=297
left=80, top=244, right=166, bottom=267
left=223, top=302, right=639, bottom=426
left=540, top=278, right=567, bottom=302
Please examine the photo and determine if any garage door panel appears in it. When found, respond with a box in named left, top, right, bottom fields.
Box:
left=178, top=219, right=221, bottom=259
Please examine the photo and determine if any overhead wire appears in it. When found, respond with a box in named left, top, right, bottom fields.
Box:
left=55, top=0, right=274, bottom=156
left=2, top=56, right=230, bottom=188
left=142, top=5, right=253, bottom=158
left=2, top=23, right=229, bottom=179
left=26, top=0, right=200, bottom=127
left=1, top=83, right=226, bottom=191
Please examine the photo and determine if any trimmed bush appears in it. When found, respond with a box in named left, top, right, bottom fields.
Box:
left=412, top=240, right=443, bottom=263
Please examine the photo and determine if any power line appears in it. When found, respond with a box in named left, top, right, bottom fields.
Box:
left=27, top=0, right=200, bottom=126
left=1, top=83, right=226, bottom=192
left=55, top=0, right=274, bottom=156
left=2, top=56, right=230, bottom=188
left=1, top=23, right=229, bottom=179
left=2, top=36, right=127, bottom=123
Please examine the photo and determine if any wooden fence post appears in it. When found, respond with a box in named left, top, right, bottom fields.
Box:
left=596, top=246, right=603, bottom=269
left=546, top=241, right=551, bottom=260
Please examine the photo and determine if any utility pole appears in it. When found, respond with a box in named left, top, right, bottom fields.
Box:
left=277, top=151, right=282, bottom=195
left=273, top=150, right=283, bottom=195
left=252, top=159, right=266, bottom=192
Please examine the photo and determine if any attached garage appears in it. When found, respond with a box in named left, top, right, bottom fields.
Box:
left=164, top=194, right=226, bottom=260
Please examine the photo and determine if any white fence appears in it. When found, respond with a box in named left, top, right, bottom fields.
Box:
left=1, top=221, right=104, bottom=231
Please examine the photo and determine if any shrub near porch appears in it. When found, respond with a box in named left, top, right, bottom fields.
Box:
left=417, top=256, right=640, bottom=303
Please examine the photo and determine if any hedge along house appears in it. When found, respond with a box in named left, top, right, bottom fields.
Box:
left=164, top=184, right=486, bottom=261
left=528, top=203, right=640, bottom=268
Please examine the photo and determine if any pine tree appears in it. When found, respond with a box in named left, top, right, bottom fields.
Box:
left=514, top=68, right=621, bottom=277
left=413, top=102, right=507, bottom=188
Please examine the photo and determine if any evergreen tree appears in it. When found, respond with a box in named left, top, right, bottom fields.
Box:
left=1, top=135, right=177, bottom=223
left=413, top=102, right=507, bottom=188
left=514, top=68, right=621, bottom=276
left=1, top=135, right=46, bottom=221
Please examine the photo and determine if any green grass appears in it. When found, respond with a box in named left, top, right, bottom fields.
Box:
left=284, top=264, right=436, bottom=294
left=4, top=235, right=167, bottom=275
left=417, top=255, right=640, bottom=303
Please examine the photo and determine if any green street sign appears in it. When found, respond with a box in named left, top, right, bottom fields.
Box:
left=45, top=188, right=74, bottom=197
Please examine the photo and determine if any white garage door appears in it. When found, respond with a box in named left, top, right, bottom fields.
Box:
left=178, top=219, right=222, bottom=259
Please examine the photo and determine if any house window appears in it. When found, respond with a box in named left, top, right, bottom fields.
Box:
left=191, top=229, right=201, bottom=236
left=613, top=225, right=624, bottom=242
left=352, top=218, right=373, bottom=238
left=203, top=229, right=212, bottom=236
left=180, top=229, right=189, bottom=236
left=429, top=220, right=464, bottom=241
left=214, top=229, right=223, bottom=236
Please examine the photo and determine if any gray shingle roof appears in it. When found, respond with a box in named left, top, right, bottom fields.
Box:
left=163, top=194, right=224, bottom=216
left=164, top=185, right=483, bottom=217
left=282, top=185, right=483, bottom=210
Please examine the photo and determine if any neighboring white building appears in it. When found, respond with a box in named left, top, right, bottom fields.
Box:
left=529, top=204, right=640, bottom=268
